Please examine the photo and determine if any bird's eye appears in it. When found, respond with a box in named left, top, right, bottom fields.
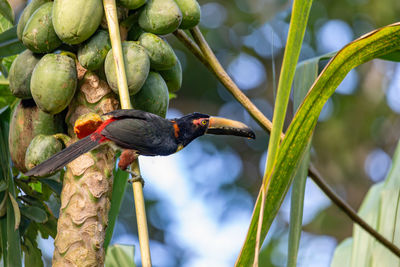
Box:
left=201, top=120, right=207, bottom=125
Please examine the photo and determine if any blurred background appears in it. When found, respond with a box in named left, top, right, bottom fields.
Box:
left=6, top=0, right=400, bottom=266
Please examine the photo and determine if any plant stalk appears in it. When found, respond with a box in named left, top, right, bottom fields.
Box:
left=103, top=0, right=131, bottom=109
left=187, top=28, right=275, bottom=135
left=176, top=27, right=400, bottom=258
left=103, top=1, right=152, bottom=266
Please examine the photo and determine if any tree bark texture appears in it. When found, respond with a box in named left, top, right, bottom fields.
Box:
left=52, top=71, right=119, bottom=267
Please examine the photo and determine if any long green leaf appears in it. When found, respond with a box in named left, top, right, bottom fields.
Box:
left=0, top=0, right=12, bottom=36
left=23, top=224, right=44, bottom=267
left=287, top=53, right=323, bottom=267
left=287, top=53, right=336, bottom=266
left=255, top=0, right=313, bottom=263
left=104, top=168, right=129, bottom=250
left=331, top=238, right=353, bottom=267
left=20, top=206, right=48, bottom=223
left=380, top=50, right=400, bottom=62
left=0, top=26, right=25, bottom=58
left=369, top=140, right=400, bottom=266
left=333, top=140, right=400, bottom=266
left=0, top=180, right=7, bottom=191
left=236, top=22, right=400, bottom=267
left=0, top=0, right=13, bottom=24
left=0, top=106, right=10, bottom=182
left=371, top=188, right=400, bottom=266
left=8, top=193, right=20, bottom=230
left=0, top=106, right=22, bottom=267
left=263, top=0, right=313, bottom=185
left=287, top=151, right=309, bottom=267
left=0, top=192, right=6, bottom=217
left=0, top=215, right=7, bottom=266
left=350, top=182, right=384, bottom=266
left=0, top=106, right=8, bottom=266
left=105, top=244, right=136, bottom=267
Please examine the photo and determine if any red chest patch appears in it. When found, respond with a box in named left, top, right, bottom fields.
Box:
left=95, top=117, right=117, bottom=133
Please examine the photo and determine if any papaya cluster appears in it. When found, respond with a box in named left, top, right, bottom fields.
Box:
left=9, top=0, right=201, bottom=174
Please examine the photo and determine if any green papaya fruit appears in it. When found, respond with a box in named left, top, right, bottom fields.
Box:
left=127, top=25, right=145, bottom=41
left=17, top=0, right=51, bottom=40
left=9, top=99, right=64, bottom=172
left=25, top=134, right=63, bottom=172
left=139, top=33, right=177, bottom=70
left=118, top=0, right=147, bottom=10
left=131, top=72, right=169, bottom=117
left=105, top=41, right=150, bottom=95
left=52, top=0, right=104, bottom=45
left=8, top=50, right=41, bottom=99
left=174, top=0, right=201, bottom=29
left=31, top=54, right=77, bottom=114
left=22, top=2, right=62, bottom=53
left=138, top=0, right=182, bottom=35
left=159, top=59, right=182, bottom=93
left=78, top=30, right=111, bottom=71
left=126, top=16, right=144, bottom=41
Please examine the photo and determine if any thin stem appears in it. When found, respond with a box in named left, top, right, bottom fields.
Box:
left=131, top=161, right=152, bottom=267
left=103, top=1, right=152, bottom=266
left=173, top=30, right=209, bottom=67
left=103, top=0, right=131, bottom=110
left=176, top=27, right=400, bottom=258
left=188, top=27, right=276, bottom=136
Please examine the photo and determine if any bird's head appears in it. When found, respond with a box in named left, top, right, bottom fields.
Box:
left=174, top=113, right=255, bottom=147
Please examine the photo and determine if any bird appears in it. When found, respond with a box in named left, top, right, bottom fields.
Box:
left=24, top=109, right=255, bottom=177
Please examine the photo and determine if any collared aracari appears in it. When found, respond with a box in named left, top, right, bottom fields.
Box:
left=25, top=109, right=255, bottom=177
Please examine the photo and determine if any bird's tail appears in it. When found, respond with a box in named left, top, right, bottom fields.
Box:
left=25, top=135, right=101, bottom=177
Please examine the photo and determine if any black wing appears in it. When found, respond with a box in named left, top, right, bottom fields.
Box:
left=103, top=109, right=160, bottom=120
left=101, top=116, right=177, bottom=156
left=25, top=135, right=100, bottom=177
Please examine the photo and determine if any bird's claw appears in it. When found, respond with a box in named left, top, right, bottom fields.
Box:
left=126, top=170, right=145, bottom=187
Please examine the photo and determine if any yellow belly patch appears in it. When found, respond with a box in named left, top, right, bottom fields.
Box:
left=176, top=144, right=184, bottom=152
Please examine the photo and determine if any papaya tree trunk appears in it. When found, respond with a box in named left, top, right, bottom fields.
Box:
left=52, top=71, right=119, bottom=267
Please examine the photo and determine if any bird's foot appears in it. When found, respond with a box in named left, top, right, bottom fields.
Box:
left=126, top=170, right=145, bottom=187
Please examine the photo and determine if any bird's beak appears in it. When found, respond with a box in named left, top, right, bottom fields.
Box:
left=206, top=117, right=256, bottom=139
